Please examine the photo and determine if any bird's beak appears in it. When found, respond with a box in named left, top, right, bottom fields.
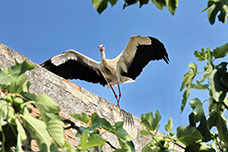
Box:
left=98, top=45, right=104, bottom=52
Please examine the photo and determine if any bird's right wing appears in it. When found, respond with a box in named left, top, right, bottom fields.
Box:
left=40, top=50, right=107, bottom=86
left=115, top=36, right=169, bottom=80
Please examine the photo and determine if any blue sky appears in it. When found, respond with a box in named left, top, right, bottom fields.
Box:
left=0, top=1, right=228, bottom=134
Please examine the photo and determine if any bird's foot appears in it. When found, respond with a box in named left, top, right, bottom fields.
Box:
left=117, top=102, right=120, bottom=108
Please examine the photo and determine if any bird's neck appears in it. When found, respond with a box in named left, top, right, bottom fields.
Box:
left=101, top=51, right=107, bottom=63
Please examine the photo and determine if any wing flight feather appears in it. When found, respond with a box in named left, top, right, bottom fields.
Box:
left=116, top=36, right=169, bottom=80
left=40, top=50, right=107, bottom=86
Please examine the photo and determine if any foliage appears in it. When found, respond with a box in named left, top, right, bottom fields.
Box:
left=92, top=0, right=178, bottom=15
left=0, top=60, right=65, bottom=151
left=0, top=60, right=135, bottom=151
left=91, top=0, right=228, bottom=25
left=179, top=43, right=228, bottom=151
left=140, top=111, right=178, bottom=151
left=203, top=0, right=228, bottom=25
left=69, top=112, right=135, bottom=151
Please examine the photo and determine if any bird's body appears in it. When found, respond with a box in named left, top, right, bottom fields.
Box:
left=40, top=36, right=169, bottom=107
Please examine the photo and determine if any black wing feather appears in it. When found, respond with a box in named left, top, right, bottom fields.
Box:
left=40, top=59, right=107, bottom=86
left=122, top=37, right=169, bottom=80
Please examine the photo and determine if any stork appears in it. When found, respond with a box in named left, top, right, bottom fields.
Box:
left=40, top=36, right=169, bottom=108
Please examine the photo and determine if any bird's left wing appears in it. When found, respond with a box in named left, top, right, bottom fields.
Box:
left=116, top=36, right=169, bottom=80
left=40, top=50, right=107, bottom=86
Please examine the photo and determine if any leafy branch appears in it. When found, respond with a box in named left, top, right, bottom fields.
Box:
left=179, top=43, right=228, bottom=151
left=91, top=0, right=227, bottom=25
left=92, top=0, right=178, bottom=15
left=0, top=60, right=65, bottom=152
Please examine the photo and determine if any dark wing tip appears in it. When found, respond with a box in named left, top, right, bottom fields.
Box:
left=148, top=36, right=169, bottom=64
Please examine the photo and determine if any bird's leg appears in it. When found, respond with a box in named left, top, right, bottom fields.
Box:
left=117, top=82, right=121, bottom=106
left=109, top=84, right=119, bottom=105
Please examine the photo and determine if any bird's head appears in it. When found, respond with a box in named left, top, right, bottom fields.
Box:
left=98, top=44, right=105, bottom=52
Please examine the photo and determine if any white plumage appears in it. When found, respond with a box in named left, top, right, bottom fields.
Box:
left=41, top=36, right=169, bottom=107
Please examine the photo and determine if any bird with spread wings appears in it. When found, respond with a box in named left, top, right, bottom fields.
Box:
left=40, top=36, right=169, bottom=108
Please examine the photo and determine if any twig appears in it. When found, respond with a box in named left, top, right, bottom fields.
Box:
left=17, top=113, right=33, bottom=151
left=63, top=118, right=117, bottom=150
left=106, top=141, right=117, bottom=150
left=173, top=141, right=185, bottom=150
left=167, top=135, right=185, bottom=150
left=63, top=119, right=83, bottom=134
left=216, top=137, right=223, bottom=152
left=222, top=101, right=228, bottom=110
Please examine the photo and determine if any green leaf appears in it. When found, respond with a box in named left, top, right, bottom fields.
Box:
left=91, top=113, right=113, bottom=131
left=181, top=85, right=190, bottom=112
left=63, top=140, right=76, bottom=151
left=189, top=98, right=204, bottom=122
left=70, top=112, right=90, bottom=124
left=92, top=0, right=118, bottom=14
left=141, top=144, right=153, bottom=152
left=218, top=4, right=228, bottom=23
left=212, top=43, right=228, bottom=59
left=151, top=0, right=166, bottom=10
left=46, top=118, right=65, bottom=148
left=194, top=49, right=206, bottom=61
left=0, top=60, right=34, bottom=89
left=90, top=113, right=134, bottom=151
left=153, top=110, right=161, bottom=130
left=35, top=94, right=60, bottom=114
left=165, top=0, right=178, bottom=15
left=140, top=130, right=152, bottom=136
left=75, top=126, right=93, bottom=138
left=35, top=94, right=64, bottom=147
left=80, top=129, right=89, bottom=149
left=2, top=119, right=18, bottom=152
left=207, top=1, right=221, bottom=24
left=165, top=118, right=173, bottom=132
left=0, top=103, right=14, bottom=125
left=116, top=139, right=135, bottom=152
left=201, top=63, right=213, bottom=82
left=15, top=118, right=27, bottom=151
left=191, top=81, right=209, bottom=90
left=112, top=121, right=135, bottom=151
left=210, top=62, right=228, bottom=102
left=141, top=111, right=161, bottom=131
left=189, top=98, right=212, bottom=141
left=141, top=112, right=154, bottom=131
left=86, top=134, right=106, bottom=148
left=180, top=63, right=197, bottom=91
left=21, top=81, right=37, bottom=101
left=92, top=0, right=108, bottom=14
left=194, top=48, right=213, bottom=62
left=114, top=121, right=131, bottom=141
left=139, top=0, right=149, bottom=7
left=202, top=0, right=215, bottom=12
left=50, top=143, right=59, bottom=152
left=109, top=0, right=118, bottom=6
left=206, top=0, right=228, bottom=24
left=80, top=130, right=105, bottom=150
left=21, top=92, right=37, bottom=101
left=21, top=109, right=52, bottom=152
left=185, top=142, right=216, bottom=152
left=177, top=125, right=203, bottom=146
left=8, top=74, right=27, bottom=94
left=123, top=0, right=138, bottom=9
left=208, top=111, right=228, bottom=144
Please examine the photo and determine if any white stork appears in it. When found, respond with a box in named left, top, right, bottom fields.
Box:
left=40, top=36, right=169, bottom=108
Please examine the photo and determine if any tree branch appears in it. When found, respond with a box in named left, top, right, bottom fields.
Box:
left=62, top=118, right=117, bottom=150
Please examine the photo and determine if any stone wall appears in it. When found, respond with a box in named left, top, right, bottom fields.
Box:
left=0, top=43, right=184, bottom=151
